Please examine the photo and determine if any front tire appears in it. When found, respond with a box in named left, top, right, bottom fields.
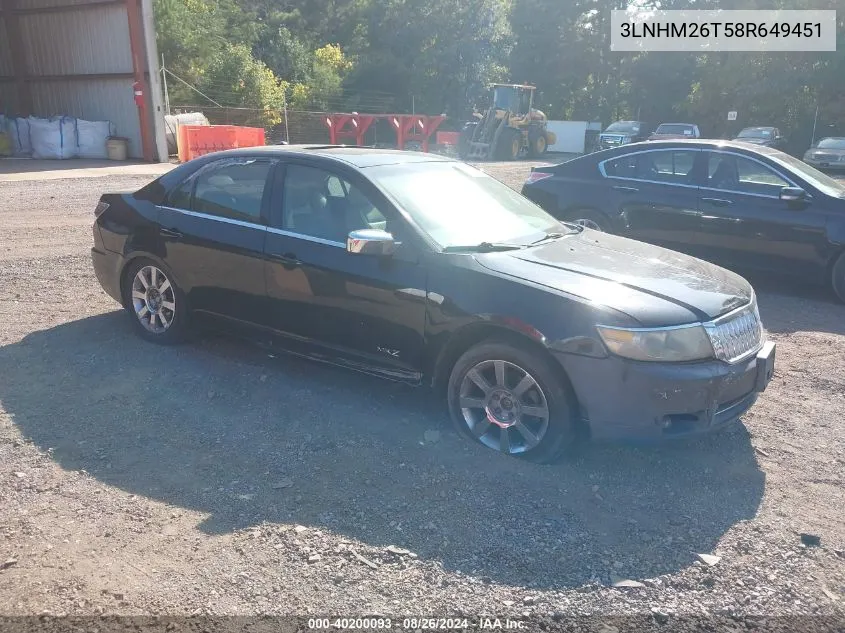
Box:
left=495, top=128, right=521, bottom=161
left=122, top=258, right=189, bottom=344
left=832, top=251, right=845, bottom=303
left=447, top=341, right=578, bottom=463
left=527, top=132, right=547, bottom=158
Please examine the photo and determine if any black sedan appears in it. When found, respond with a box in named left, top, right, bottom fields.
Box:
left=91, top=145, right=775, bottom=463
left=732, top=126, right=786, bottom=151
left=522, top=140, right=845, bottom=303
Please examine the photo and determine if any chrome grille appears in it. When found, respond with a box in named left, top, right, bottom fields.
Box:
left=813, top=153, right=838, bottom=161
left=704, top=300, right=764, bottom=363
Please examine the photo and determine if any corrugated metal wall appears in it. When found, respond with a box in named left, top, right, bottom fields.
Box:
left=0, top=0, right=144, bottom=157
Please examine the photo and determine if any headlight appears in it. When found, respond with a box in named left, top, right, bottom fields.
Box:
left=595, top=324, right=714, bottom=362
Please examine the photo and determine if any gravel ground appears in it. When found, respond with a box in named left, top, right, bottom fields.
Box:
left=0, top=160, right=844, bottom=630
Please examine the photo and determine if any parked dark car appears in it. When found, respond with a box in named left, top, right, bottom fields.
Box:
left=597, top=121, right=652, bottom=150
left=92, top=146, right=775, bottom=463
left=521, top=139, right=845, bottom=302
left=648, top=123, right=701, bottom=141
left=803, top=137, right=845, bottom=171
left=733, top=126, right=786, bottom=151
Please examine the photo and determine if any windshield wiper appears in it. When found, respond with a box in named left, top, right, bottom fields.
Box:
left=529, top=231, right=567, bottom=245
left=442, top=242, right=524, bottom=253
left=529, top=227, right=581, bottom=245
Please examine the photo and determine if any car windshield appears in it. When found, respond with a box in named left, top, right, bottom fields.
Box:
left=771, top=152, right=845, bottom=198
left=605, top=121, right=640, bottom=133
left=367, top=162, right=565, bottom=249
left=656, top=124, right=694, bottom=135
left=816, top=138, right=845, bottom=149
left=738, top=127, right=773, bottom=138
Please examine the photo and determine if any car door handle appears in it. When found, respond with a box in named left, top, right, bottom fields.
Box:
left=159, top=227, right=183, bottom=239
left=268, top=252, right=302, bottom=267
left=701, top=197, right=734, bottom=207
left=613, top=185, right=639, bottom=192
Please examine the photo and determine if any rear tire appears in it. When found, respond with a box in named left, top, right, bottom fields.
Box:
left=527, top=132, right=547, bottom=158
left=832, top=251, right=845, bottom=303
left=447, top=340, right=578, bottom=464
left=122, top=258, right=190, bottom=345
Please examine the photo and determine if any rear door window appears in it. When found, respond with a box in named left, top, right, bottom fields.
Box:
left=166, top=157, right=276, bottom=224
left=603, top=150, right=698, bottom=186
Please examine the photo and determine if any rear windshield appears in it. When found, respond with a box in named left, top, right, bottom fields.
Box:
left=656, top=124, right=695, bottom=135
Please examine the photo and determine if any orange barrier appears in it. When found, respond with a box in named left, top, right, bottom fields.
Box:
left=177, top=125, right=266, bottom=162
left=436, top=131, right=461, bottom=146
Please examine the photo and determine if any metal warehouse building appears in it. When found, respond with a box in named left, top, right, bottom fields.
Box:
left=0, top=0, right=168, bottom=161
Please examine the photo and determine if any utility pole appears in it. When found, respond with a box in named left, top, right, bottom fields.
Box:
left=161, top=54, right=171, bottom=116
left=811, top=103, right=819, bottom=146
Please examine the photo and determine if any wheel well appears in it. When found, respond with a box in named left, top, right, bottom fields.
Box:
left=118, top=256, right=141, bottom=308
left=825, top=247, right=845, bottom=282
left=432, top=324, right=578, bottom=398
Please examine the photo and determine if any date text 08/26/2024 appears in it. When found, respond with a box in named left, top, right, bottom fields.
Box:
left=307, top=617, right=527, bottom=630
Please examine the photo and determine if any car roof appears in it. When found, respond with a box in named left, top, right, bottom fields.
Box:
left=195, top=144, right=455, bottom=168
left=590, top=138, right=782, bottom=155
left=656, top=122, right=697, bottom=127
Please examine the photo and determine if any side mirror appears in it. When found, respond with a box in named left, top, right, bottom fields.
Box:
left=780, top=187, right=807, bottom=205
left=347, top=229, right=396, bottom=256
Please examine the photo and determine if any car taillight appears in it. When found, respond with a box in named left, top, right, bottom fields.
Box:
left=525, top=171, right=553, bottom=184
left=94, top=201, right=110, bottom=218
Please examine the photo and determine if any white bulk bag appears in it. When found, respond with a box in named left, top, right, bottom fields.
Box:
left=6, top=117, right=32, bottom=156
left=76, top=119, right=114, bottom=159
left=30, top=116, right=78, bottom=159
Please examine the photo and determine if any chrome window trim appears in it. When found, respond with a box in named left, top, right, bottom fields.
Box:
left=160, top=205, right=266, bottom=230
left=265, top=226, right=346, bottom=248
left=160, top=207, right=349, bottom=249
left=597, top=148, right=701, bottom=190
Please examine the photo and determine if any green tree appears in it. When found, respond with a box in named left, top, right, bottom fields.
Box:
left=201, top=44, right=286, bottom=125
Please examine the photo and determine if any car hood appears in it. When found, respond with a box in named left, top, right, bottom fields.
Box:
left=474, top=230, right=752, bottom=327
left=807, top=147, right=845, bottom=157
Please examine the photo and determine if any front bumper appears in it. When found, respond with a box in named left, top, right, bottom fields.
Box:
left=804, top=158, right=845, bottom=170
left=555, top=341, right=776, bottom=441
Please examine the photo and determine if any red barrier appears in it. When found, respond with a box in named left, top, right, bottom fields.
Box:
left=390, top=114, right=446, bottom=152
left=325, top=114, right=376, bottom=146
left=323, top=113, right=447, bottom=152
left=178, top=125, right=266, bottom=162
left=436, top=131, right=461, bottom=146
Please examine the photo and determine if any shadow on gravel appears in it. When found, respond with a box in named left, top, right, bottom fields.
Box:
left=1, top=313, right=765, bottom=590
left=750, top=278, right=845, bottom=336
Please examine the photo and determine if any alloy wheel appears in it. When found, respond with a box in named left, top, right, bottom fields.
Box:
left=131, top=265, right=177, bottom=334
left=458, top=359, right=550, bottom=455
left=573, top=218, right=603, bottom=231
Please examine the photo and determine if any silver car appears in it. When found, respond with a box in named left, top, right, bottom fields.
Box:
left=804, top=137, right=845, bottom=171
